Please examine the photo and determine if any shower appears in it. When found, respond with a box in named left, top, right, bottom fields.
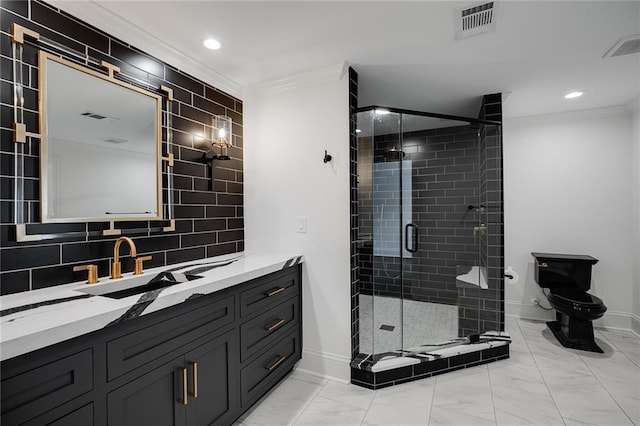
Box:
left=353, top=105, right=504, bottom=372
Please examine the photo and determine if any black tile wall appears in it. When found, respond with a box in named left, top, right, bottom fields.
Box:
left=358, top=124, right=482, bottom=306
left=348, top=67, right=360, bottom=358
left=0, top=1, right=243, bottom=294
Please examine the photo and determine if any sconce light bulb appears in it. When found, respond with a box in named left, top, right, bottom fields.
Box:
left=219, top=128, right=226, bottom=138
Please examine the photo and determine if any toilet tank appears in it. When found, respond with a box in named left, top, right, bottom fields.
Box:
left=531, top=253, right=599, bottom=291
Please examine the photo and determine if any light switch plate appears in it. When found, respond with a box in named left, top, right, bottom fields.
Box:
left=296, top=216, right=307, bottom=233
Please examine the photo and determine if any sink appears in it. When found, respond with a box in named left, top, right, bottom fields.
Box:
left=77, top=272, right=202, bottom=299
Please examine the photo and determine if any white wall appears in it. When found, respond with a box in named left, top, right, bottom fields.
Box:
left=631, top=102, right=640, bottom=334
left=503, top=107, right=635, bottom=329
left=243, top=64, right=352, bottom=381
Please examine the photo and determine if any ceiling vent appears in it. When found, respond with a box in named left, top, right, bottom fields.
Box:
left=455, top=1, right=498, bottom=40
left=603, top=34, right=640, bottom=58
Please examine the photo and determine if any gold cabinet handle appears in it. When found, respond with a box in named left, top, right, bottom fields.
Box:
left=265, top=318, right=286, bottom=332
left=134, top=255, right=153, bottom=275
left=178, top=367, right=188, bottom=405
left=265, top=287, right=285, bottom=297
left=188, top=361, right=198, bottom=398
left=73, top=264, right=99, bottom=284
left=538, top=262, right=549, bottom=268
left=265, top=354, right=286, bottom=372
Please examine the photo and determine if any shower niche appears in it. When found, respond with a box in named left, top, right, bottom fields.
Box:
left=351, top=102, right=509, bottom=389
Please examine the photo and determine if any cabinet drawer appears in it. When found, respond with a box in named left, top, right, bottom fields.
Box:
left=1, top=349, right=93, bottom=425
left=107, top=295, right=234, bottom=381
left=240, top=330, right=301, bottom=407
left=240, top=296, right=299, bottom=362
left=240, top=268, right=299, bottom=318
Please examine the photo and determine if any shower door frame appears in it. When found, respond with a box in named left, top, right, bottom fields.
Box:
left=355, top=105, right=502, bottom=360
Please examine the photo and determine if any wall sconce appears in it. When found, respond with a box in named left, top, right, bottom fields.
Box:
left=205, top=115, right=232, bottom=161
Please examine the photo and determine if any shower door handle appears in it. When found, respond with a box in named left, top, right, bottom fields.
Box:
left=405, top=223, right=418, bottom=253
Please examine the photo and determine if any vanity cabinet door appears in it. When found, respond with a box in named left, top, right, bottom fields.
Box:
left=184, top=329, right=239, bottom=426
left=106, top=329, right=238, bottom=426
left=107, top=355, right=187, bottom=426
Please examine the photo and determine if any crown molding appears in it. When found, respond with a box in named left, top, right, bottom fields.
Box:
left=47, top=0, right=243, bottom=99
left=246, top=63, right=348, bottom=96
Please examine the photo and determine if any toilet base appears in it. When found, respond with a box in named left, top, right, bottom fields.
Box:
left=546, top=312, right=603, bottom=353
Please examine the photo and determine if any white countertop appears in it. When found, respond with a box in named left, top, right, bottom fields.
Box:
left=0, top=252, right=303, bottom=361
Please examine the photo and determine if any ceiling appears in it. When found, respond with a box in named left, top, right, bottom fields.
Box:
left=50, top=1, right=640, bottom=119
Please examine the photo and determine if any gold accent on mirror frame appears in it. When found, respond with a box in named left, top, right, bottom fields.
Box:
left=162, top=152, right=175, bottom=167
left=160, top=85, right=174, bottom=101
left=103, top=221, right=122, bottom=237
left=163, top=219, right=175, bottom=232
left=13, top=123, right=42, bottom=143
left=11, top=23, right=40, bottom=44
left=100, top=61, right=120, bottom=78
left=15, top=224, right=44, bottom=242
left=39, top=50, right=164, bottom=224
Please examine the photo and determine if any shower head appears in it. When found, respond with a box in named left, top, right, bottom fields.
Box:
left=385, top=146, right=406, bottom=161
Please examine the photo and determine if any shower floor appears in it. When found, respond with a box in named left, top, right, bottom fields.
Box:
left=358, top=295, right=458, bottom=355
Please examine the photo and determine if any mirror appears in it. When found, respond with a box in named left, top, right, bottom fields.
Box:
left=39, top=51, right=163, bottom=223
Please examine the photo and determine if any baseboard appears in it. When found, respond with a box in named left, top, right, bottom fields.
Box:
left=296, top=347, right=351, bottom=383
left=506, top=300, right=635, bottom=330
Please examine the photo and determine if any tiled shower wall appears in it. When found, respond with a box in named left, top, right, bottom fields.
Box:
left=358, top=125, right=482, bottom=306
left=0, top=1, right=244, bottom=294
left=349, top=67, right=360, bottom=358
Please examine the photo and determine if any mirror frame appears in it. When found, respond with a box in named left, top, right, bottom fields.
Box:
left=38, top=51, right=163, bottom=223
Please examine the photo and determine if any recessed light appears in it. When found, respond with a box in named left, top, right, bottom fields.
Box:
left=564, top=91, right=584, bottom=99
left=355, top=129, right=362, bottom=133
left=203, top=38, right=221, bottom=50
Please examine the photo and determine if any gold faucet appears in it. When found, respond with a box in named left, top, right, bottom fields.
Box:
left=473, top=224, right=488, bottom=236
left=111, top=237, right=137, bottom=279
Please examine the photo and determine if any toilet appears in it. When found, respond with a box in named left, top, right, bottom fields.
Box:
left=531, top=252, right=607, bottom=353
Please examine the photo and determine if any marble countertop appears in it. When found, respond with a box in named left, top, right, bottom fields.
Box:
left=0, top=252, right=303, bottom=361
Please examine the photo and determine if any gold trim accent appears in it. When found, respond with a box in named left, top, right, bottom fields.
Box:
left=265, top=287, right=285, bottom=297
left=538, top=262, right=549, bottom=268
left=188, top=361, right=198, bottom=398
left=162, top=152, right=175, bottom=167
left=160, top=85, right=174, bottom=101
left=15, top=224, right=44, bottom=242
left=265, top=355, right=287, bottom=372
left=102, top=221, right=121, bottom=236
left=73, top=264, right=99, bottom=284
left=100, top=60, right=120, bottom=78
left=13, top=123, right=26, bottom=143
left=11, top=23, right=40, bottom=44
left=163, top=219, right=175, bottom=232
left=179, top=367, right=188, bottom=405
left=265, top=318, right=286, bottom=332
left=134, top=255, right=152, bottom=275
left=39, top=51, right=164, bottom=224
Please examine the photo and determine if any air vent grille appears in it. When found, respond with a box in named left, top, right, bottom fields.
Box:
left=456, top=2, right=498, bottom=40
left=604, top=35, right=640, bottom=58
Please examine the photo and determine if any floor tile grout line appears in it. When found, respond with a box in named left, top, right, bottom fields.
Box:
left=426, top=370, right=439, bottom=425
left=486, top=361, right=500, bottom=425
left=574, top=345, right=638, bottom=425
left=597, top=329, right=640, bottom=368
left=291, top=376, right=332, bottom=425
left=515, top=318, right=567, bottom=426
left=359, top=384, right=379, bottom=425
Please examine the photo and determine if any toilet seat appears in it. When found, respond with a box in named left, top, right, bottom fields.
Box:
left=547, top=289, right=607, bottom=320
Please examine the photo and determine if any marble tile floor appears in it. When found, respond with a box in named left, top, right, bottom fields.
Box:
left=359, top=295, right=459, bottom=355
left=235, top=317, right=639, bottom=426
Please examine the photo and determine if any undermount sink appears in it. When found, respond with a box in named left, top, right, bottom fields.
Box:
left=77, top=272, right=202, bottom=299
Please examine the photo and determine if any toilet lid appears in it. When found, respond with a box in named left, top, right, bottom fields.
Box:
left=551, top=288, right=603, bottom=306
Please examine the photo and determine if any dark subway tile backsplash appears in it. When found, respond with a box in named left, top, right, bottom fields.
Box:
left=0, top=0, right=243, bottom=293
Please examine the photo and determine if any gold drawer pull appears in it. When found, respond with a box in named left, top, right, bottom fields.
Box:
left=538, top=262, right=549, bottom=268
left=265, top=287, right=285, bottom=297
left=188, top=361, right=198, bottom=398
left=265, top=318, right=286, bottom=332
left=265, top=354, right=286, bottom=372
left=178, top=367, right=188, bottom=405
